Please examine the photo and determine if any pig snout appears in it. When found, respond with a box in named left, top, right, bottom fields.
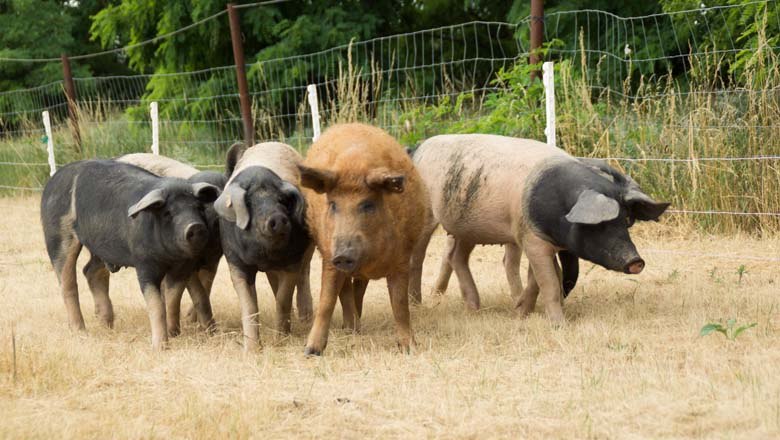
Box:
left=331, top=238, right=362, bottom=273
left=624, top=257, right=645, bottom=274
left=184, top=222, right=208, bottom=250
left=263, top=212, right=291, bottom=237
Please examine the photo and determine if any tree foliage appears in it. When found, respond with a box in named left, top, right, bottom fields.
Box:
left=1, top=0, right=777, bottom=111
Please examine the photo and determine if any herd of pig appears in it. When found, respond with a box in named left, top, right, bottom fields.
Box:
left=40, top=123, right=670, bottom=355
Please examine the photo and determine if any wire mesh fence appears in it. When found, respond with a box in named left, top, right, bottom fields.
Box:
left=0, top=1, right=778, bottom=234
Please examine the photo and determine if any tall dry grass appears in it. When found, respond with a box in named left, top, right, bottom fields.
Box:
left=556, top=28, right=780, bottom=234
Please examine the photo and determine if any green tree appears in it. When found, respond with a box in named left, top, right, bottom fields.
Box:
left=0, top=0, right=88, bottom=89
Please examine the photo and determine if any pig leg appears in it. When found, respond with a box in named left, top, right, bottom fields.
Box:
left=271, top=270, right=296, bottom=336
left=295, top=245, right=314, bottom=323
left=523, top=235, right=565, bottom=323
left=353, top=278, right=369, bottom=319
left=83, top=254, right=114, bottom=328
left=515, top=266, right=539, bottom=316
left=228, top=263, right=261, bottom=351
left=55, top=236, right=86, bottom=331
left=266, top=272, right=279, bottom=296
left=450, top=239, right=480, bottom=311
left=186, top=266, right=217, bottom=323
left=408, top=220, right=437, bottom=303
left=137, top=270, right=168, bottom=350
left=554, top=258, right=563, bottom=304
left=432, top=235, right=455, bottom=295
left=503, top=243, right=524, bottom=301
left=162, top=276, right=186, bottom=337
left=186, top=273, right=216, bottom=333
left=338, top=278, right=359, bottom=333
left=387, top=270, right=416, bottom=353
left=304, top=266, right=347, bottom=356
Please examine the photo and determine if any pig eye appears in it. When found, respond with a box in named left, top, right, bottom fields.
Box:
left=280, top=194, right=294, bottom=211
left=358, top=200, right=376, bottom=214
left=328, top=201, right=337, bottom=213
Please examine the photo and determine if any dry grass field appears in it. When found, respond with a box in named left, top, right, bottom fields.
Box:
left=0, top=196, right=779, bottom=439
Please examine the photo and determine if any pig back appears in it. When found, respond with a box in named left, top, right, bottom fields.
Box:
left=118, top=153, right=199, bottom=179
left=413, top=134, right=571, bottom=244
left=229, top=142, right=303, bottom=185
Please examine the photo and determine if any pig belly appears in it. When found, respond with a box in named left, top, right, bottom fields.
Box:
left=439, top=217, right=515, bottom=245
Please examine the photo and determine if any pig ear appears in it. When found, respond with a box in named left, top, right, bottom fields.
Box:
left=298, top=165, right=337, bottom=194
left=565, top=189, right=620, bottom=224
left=191, top=182, right=220, bottom=203
left=214, top=184, right=250, bottom=230
left=366, top=168, right=405, bottom=193
left=280, top=181, right=306, bottom=225
left=225, top=142, right=246, bottom=177
left=624, top=189, right=670, bottom=221
left=128, top=189, right=166, bottom=218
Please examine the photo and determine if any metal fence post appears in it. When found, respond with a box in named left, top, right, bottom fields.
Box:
left=530, top=0, right=544, bottom=81
left=227, top=3, right=254, bottom=147
left=61, top=54, right=81, bottom=151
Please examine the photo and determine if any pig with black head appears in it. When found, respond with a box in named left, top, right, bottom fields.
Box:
left=91, top=153, right=228, bottom=336
left=40, top=160, right=220, bottom=349
left=410, top=134, right=669, bottom=322
left=214, top=142, right=311, bottom=351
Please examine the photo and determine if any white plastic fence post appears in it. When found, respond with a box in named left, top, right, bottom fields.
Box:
left=307, top=84, right=321, bottom=142
left=150, top=101, right=159, bottom=155
left=542, top=61, right=556, bottom=148
left=42, top=111, right=56, bottom=176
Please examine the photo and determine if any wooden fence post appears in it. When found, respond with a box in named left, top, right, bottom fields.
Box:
left=227, top=3, right=254, bottom=147
left=530, top=0, right=544, bottom=81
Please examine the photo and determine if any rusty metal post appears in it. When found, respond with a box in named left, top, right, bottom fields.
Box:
left=530, top=0, right=544, bottom=81
left=61, top=54, right=81, bottom=151
left=227, top=3, right=254, bottom=146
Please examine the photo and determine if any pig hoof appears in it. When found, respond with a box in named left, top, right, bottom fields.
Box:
left=515, top=300, right=534, bottom=317
left=547, top=311, right=565, bottom=326
left=151, top=340, right=169, bottom=351
left=396, top=338, right=416, bottom=354
left=201, top=321, right=218, bottom=335
left=304, top=346, right=322, bottom=356
left=168, top=326, right=181, bottom=338
left=277, top=321, right=292, bottom=335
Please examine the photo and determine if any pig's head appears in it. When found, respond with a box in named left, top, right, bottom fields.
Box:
left=127, top=180, right=221, bottom=258
left=214, top=166, right=307, bottom=252
left=526, top=158, right=670, bottom=274
left=298, top=164, right=405, bottom=274
left=187, top=171, right=228, bottom=235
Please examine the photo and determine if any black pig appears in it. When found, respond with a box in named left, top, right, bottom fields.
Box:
left=214, top=142, right=311, bottom=351
left=41, top=160, right=220, bottom=349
